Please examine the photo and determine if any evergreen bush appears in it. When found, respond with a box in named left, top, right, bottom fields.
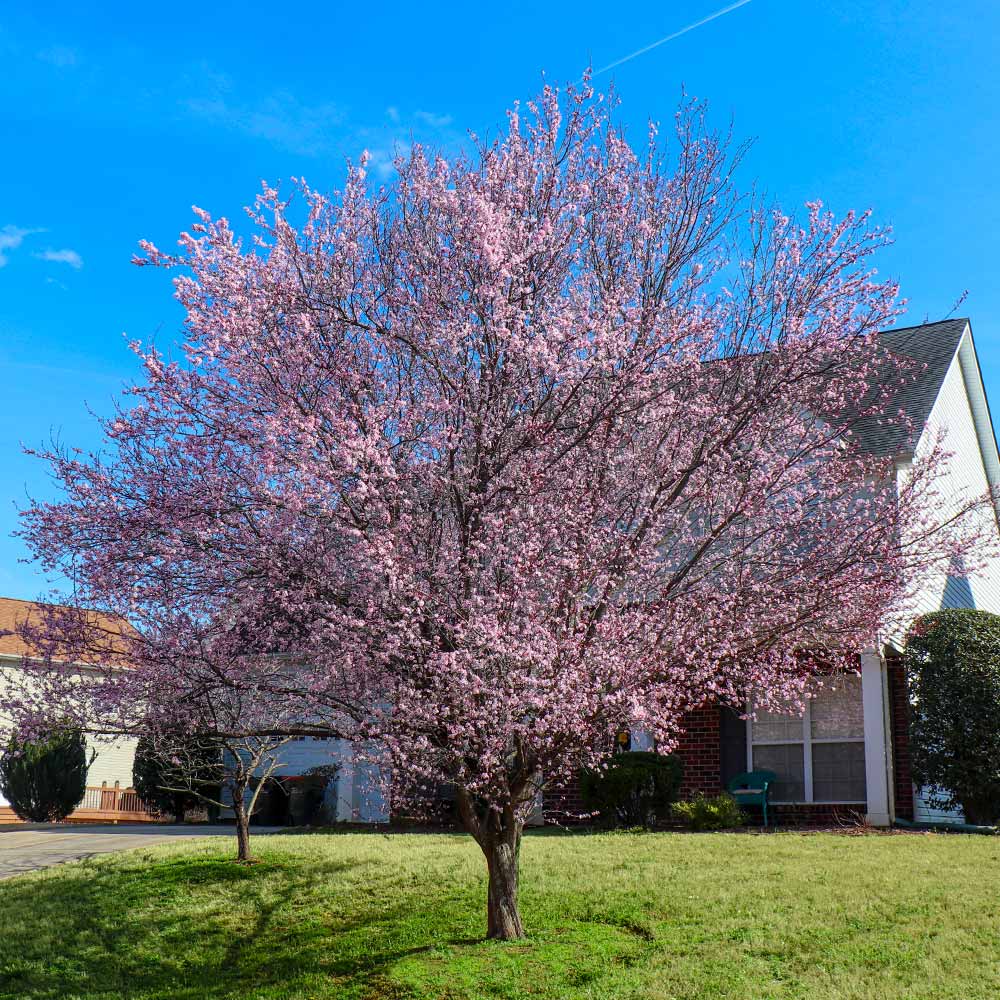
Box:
left=580, top=751, right=683, bottom=828
left=0, top=728, right=90, bottom=822
left=905, top=609, right=1000, bottom=825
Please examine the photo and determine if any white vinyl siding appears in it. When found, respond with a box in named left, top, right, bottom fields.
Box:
left=914, top=785, right=965, bottom=825
left=85, top=734, right=138, bottom=789
left=0, top=660, right=139, bottom=795
left=902, top=336, right=1000, bottom=620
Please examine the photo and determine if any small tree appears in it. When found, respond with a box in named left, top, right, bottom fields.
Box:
left=139, top=731, right=291, bottom=861
left=133, top=734, right=222, bottom=823
left=906, top=609, right=1000, bottom=825
left=0, top=728, right=91, bottom=822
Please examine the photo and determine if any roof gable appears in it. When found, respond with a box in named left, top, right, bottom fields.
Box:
left=952, top=325, right=1000, bottom=519
left=852, top=318, right=970, bottom=457
left=857, top=316, right=1000, bottom=526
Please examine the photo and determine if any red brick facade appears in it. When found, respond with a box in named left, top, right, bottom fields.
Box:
left=545, top=659, right=917, bottom=827
left=675, top=703, right=723, bottom=797
left=542, top=778, right=587, bottom=824
left=767, top=803, right=869, bottom=826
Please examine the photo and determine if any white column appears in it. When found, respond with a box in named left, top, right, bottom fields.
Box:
left=354, top=754, right=390, bottom=823
left=861, top=650, right=892, bottom=826
left=334, top=739, right=356, bottom=822
left=526, top=791, right=545, bottom=827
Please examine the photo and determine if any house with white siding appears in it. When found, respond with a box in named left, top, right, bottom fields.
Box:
left=0, top=597, right=388, bottom=824
left=675, top=317, right=1000, bottom=827
left=244, top=317, right=1000, bottom=828
left=1, top=317, right=997, bottom=827
left=886, top=320, right=1000, bottom=823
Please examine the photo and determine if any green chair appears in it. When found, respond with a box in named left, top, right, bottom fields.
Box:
left=727, top=770, right=778, bottom=828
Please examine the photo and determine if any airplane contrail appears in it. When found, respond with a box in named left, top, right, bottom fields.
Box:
left=595, top=0, right=755, bottom=76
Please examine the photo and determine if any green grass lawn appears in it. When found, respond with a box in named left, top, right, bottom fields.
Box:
left=1, top=828, right=999, bottom=1000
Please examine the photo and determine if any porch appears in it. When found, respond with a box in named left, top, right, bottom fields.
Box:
left=674, top=649, right=912, bottom=826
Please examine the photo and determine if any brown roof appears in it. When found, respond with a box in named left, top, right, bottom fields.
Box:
left=0, top=597, right=135, bottom=662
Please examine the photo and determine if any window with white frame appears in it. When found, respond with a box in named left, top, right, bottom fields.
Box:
left=748, top=674, right=866, bottom=803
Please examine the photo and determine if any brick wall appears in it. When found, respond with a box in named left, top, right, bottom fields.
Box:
left=543, top=708, right=727, bottom=824
left=542, top=777, right=588, bottom=825
left=534, top=684, right=905, bottom=828
left=767, top=803, right=868, bottom=827
left=675, top=703, right=723, bottom=797
left=886, top=651, right=914, bottom=821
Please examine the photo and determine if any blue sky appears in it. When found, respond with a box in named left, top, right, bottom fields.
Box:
left=2, top=0, right=999, bottom=600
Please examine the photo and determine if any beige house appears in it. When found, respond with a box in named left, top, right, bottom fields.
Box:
left=0, top=596, right=385, bottom=824
left=0, top=596, right=145, bottom=822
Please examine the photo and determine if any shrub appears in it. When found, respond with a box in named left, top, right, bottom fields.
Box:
left=672, top=792, right=745, bottom=831
left=132, top=735, right=223, bottom=823
left=0, top=728, right=91, bottom=822
left=905, top=609, right=1000, bottom=825
left=580, top=751, right=683, bottom=828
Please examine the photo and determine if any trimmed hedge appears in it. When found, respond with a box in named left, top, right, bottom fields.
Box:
left=905, top=609, right=1000, bottom=825
left=580, top=751, right=683, bottom=828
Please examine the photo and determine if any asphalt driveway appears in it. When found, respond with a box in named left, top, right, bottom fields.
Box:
left=0, top=824, right=285, bottom=878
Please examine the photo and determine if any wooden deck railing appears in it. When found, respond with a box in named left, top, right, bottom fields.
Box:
left=72, top=785, right=163, bottom=822
left=0, top=785, right=166, bottom=825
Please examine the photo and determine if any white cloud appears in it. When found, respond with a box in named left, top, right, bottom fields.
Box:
left=183, top=65, right=344, bottom=157
left=0, top=225, right=43, bottom=267
left=414, top=110, right=453, bottom=129
left=180, top=64, right=460, bottom=169
left=364, top=142, right=411, bottom=181
left=37, top=45, right=79, bottom=68
left=35, top=248, right=83, bottom=270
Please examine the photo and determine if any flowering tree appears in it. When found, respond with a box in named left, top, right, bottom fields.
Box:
left=137, top=729, right=292, bottom=862
left=9, top=83, right=985, bottom=938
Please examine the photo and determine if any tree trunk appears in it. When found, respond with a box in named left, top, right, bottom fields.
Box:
left=483, top=829, right=524, bottom=940
left=455, top=788, right=528, bottom=940
left=232, top=780, right=253, bottom=862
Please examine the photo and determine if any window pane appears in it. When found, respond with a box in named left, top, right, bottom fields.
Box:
left=810, top=675, right=864, bottom=740
left=752, top=743, right=805, bottom=801
left=812, top=741, right=866, bottom=802
left=752, top=707, right=804, bottom=743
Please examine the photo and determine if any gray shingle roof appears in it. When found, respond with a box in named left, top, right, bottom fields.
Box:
left=851, top=318, right=970, bottom=456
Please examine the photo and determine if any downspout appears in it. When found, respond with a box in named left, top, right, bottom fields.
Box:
left=881, top=652, right=896, bottom=825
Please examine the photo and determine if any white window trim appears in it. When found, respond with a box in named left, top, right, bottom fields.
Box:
left=746, top=697, right=866, bottom=805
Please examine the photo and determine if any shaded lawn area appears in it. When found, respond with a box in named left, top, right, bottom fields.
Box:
left=1, top=829, right=999, bottom=999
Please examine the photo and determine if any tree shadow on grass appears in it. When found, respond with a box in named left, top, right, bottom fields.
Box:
left=0, top=849, right=486, bottom=1000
